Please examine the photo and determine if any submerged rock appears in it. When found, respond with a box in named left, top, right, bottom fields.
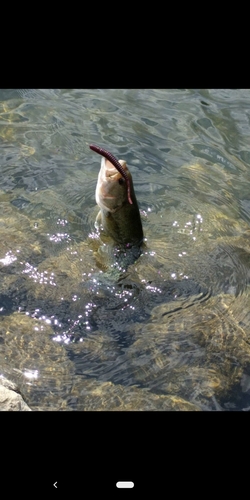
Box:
left=67, top=377, right=201, bottom=411
left=0, top=312, right=75, bottom=410
left=119, top=292, right=250, bottom=410
left=2, top=157, right=250, bottom=410
left=0, top=376, right=31, bottom=411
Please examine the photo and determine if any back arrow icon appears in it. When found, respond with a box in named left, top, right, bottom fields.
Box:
left=53, top=482, right=57, bottom=488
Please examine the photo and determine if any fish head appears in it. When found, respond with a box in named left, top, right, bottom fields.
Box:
left=95, top=156, right=133, bottom=212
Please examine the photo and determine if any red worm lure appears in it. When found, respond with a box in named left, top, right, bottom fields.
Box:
left=89, top=144, right=133, bottom=205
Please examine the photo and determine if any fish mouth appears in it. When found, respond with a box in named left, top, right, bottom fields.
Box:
left=102, top=158, right=126, bottom=180
left=89, top=144, right=133, bottom=204
left=95, top=158, right=128, bottom=211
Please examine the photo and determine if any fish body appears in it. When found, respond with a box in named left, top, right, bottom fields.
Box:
left=95, top=155, right=143, bottom=249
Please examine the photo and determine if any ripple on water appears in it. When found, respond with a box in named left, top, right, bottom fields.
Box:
left=1, top=89, right=250, bottom=410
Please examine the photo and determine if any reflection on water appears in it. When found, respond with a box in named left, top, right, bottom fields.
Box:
left=1, top=89, right=250, bottom=410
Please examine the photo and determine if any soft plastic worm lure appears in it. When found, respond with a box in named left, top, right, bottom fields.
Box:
left=89, top=144, right=133, bottom=204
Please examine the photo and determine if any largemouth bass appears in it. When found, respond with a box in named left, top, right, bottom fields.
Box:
left=90, top=145, right=143, bottom=257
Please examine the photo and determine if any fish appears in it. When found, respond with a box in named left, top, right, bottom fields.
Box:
left=90, top=145, right=143, bottom=253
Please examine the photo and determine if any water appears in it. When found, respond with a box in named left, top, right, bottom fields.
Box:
left=1, top=88, right=250, bottom=411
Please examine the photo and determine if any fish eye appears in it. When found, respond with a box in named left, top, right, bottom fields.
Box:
left=118, top=178, right=125, bottom=185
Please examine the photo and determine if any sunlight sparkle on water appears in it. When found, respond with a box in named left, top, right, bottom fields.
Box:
left=52, top=333, right=71, bottom=344
left=23, top=369, right=39, bottom=380
left=57, top=218, right=68, bottom=226
left=28, top=308, right=62, bottom=329
left=22, top=263, right=57, bottom=286
left=173, top=214, right=203, bottom=237
left=115, top=289, right=133, bottom=299
left=146, top=284, right=162, bottom=293
left=48, top=232, right=71, bottom=243
left=0, top=251, right=17, bottom=266
left=178, top=251, right=187, bottom=257
left=88, top=230, right=101, bottom=240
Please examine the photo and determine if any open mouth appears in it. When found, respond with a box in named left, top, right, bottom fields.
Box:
left=90, top=144, right=133, bottom=204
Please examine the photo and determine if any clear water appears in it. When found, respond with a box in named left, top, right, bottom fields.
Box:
left=1, top=88, right=250, bottom=411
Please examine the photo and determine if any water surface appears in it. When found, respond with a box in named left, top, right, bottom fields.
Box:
left=1, top=89, right=250, bottom=411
